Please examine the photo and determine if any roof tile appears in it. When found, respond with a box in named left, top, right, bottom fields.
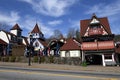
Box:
left=60, top=38, right=80, bottom=51
left=11, top=23, right=22, bottom=31
left=31, top=23, right=42, bottom=34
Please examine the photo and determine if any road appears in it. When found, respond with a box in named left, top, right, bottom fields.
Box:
left=0, top=66, right=119, bottom=80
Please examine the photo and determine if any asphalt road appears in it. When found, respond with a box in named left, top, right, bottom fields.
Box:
left=0, top=66, right=119, bottom=80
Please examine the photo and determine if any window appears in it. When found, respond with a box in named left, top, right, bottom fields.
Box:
left=17, top=31, right=21, bottom=37
left=104, top=55, right=112, bottom=59
left=35, top=42, right=39, bottom=47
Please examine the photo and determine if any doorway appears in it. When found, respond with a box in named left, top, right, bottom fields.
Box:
left=85, top=54, right=102, bottom=65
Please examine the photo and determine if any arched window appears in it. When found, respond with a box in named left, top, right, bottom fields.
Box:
left=35, top=42, right=39, bottom=47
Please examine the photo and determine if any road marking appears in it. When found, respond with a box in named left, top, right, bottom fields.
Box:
left=0, top=69, right=118, bottom=80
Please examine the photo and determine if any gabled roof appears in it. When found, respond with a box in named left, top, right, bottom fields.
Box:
left=38, top=39, right=47, bottom=47
left=11, top=23, right=22, bottom=31
left=31, top=23, right=42, bottom=34
left=80, top=15, right=112, bottom=37
left=60, top=38, right=80, bottom=51
left=0, top=39, right=7, bottom=45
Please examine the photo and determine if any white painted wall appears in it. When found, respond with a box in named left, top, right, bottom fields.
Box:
left=70, top=51, right=81, bottom=57
left=60, top=51, right=66, bottom=57
left=22, top=38, right=27, bottom=45
left=33, top=39, right=44, bottom=51
left=60, top=50, right=81, bottom=57
left=10, top=30, right=17, bottom=35
left=0, top=31, right=9, bottom=43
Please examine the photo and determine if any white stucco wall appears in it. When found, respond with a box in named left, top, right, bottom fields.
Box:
left=60, top=50, right=81, bottom=57
left=33, top=39, right=44, bottom=51
left=0, top=31, right=9, bottom=43
left=10, top=30, right=17, bottom=35
left=22, top=38, right=27, bottom=45
left=60, top=51, right=66, bottom=57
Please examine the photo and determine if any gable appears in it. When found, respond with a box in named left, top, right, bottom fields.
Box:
left=33, top=39, right=44, bottom=49
left=80, top=17, right=112, bottom=37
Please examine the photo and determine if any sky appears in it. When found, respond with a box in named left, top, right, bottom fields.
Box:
left=0, top=0, right=120, bottom=38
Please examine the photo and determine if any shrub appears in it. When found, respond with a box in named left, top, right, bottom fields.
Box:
left=9, top=56, right=16, bottom=62
left=40, top=56, right=45, bottom=63
left=33, top=56, right=38, bottom=63
left=49, top=56, right=54, bottom=63
left=4, top=56, right=9, bottom=62
left=54, top=57, right=61, bottom=64
left=81, top=61, right=87, bottom=67
left=15, top=56, right=21, bottom=62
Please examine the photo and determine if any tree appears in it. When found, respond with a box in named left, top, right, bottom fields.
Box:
left=67, top=28, right=76, bottom=39
left=0, top=23, right=10, bottom=31
left=114, top=35, right=120, bottom=42
left=50, top=29, right=63, bottom=39
left=75, top=29, right=81, bottom=41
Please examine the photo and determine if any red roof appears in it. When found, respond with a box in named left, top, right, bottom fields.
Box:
left=31, top=24, right=42, bottom=34
left=0, top=39, right=7, bottom=45
left=11, top=23, right=22, bottom=31
left=80, top=16, right=111, bottom=36
left=38, top=39, right=47, bottom=47
left=60, top=38, right=80, bottom=51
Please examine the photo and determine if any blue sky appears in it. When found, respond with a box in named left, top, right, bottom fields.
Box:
left=0, top=0, right=120, bottom=38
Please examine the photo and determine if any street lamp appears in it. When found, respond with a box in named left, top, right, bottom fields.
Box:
left=28, top=34, right=33, bottom=66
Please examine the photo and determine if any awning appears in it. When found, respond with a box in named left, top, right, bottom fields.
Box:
left=81, top=41, right=115, bottom=51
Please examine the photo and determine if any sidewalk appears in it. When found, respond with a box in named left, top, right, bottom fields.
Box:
left=0, top=62, right=120, bottom=73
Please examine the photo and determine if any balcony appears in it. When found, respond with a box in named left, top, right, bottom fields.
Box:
left=81, top=41, right=115, bottom=50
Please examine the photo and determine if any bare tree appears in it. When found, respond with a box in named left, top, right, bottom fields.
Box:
left=75, top=29, right=81, bottom=41
left=67, top=28, right=76, bottom=39
left=50, top=29, right=63, bottom=39
left=0, top=23, right=10, bottom=31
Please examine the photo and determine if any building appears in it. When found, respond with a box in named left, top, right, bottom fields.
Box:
left=80, top=14, right=116, bottom=66
left=0, top=23, right=28, bottom=56
left=28, top=23, right=47, bottom=56
left=48, top=38, right=64, bottom=56
left=60, top=38, right=81, bottom=58
left=0, top=39, right=7, bottom=56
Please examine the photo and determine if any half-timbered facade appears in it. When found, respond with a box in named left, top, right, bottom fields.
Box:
left=0, top=24, right=28, bottom=56
left=80, top=14, right=116, bottom=66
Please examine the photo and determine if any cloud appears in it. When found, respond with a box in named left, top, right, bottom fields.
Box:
left=48, top=20, right=62, bottom=26
left=85, top=0, right=120, bottom=35
left=85, top=0, right=120, bottom=17
left=0, top=11, right=20, bottom=25
left=20, top=0, right=77, bottom=17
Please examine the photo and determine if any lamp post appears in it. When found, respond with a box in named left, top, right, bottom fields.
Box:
left=28, top=34, right=33, bottom=66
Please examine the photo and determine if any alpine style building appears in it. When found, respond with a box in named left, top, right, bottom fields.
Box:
left=28, top=23, right=47, bottom=56
left=80, top=14, right=116, bottom=66
left=0, top=24, right=28, bottom=56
